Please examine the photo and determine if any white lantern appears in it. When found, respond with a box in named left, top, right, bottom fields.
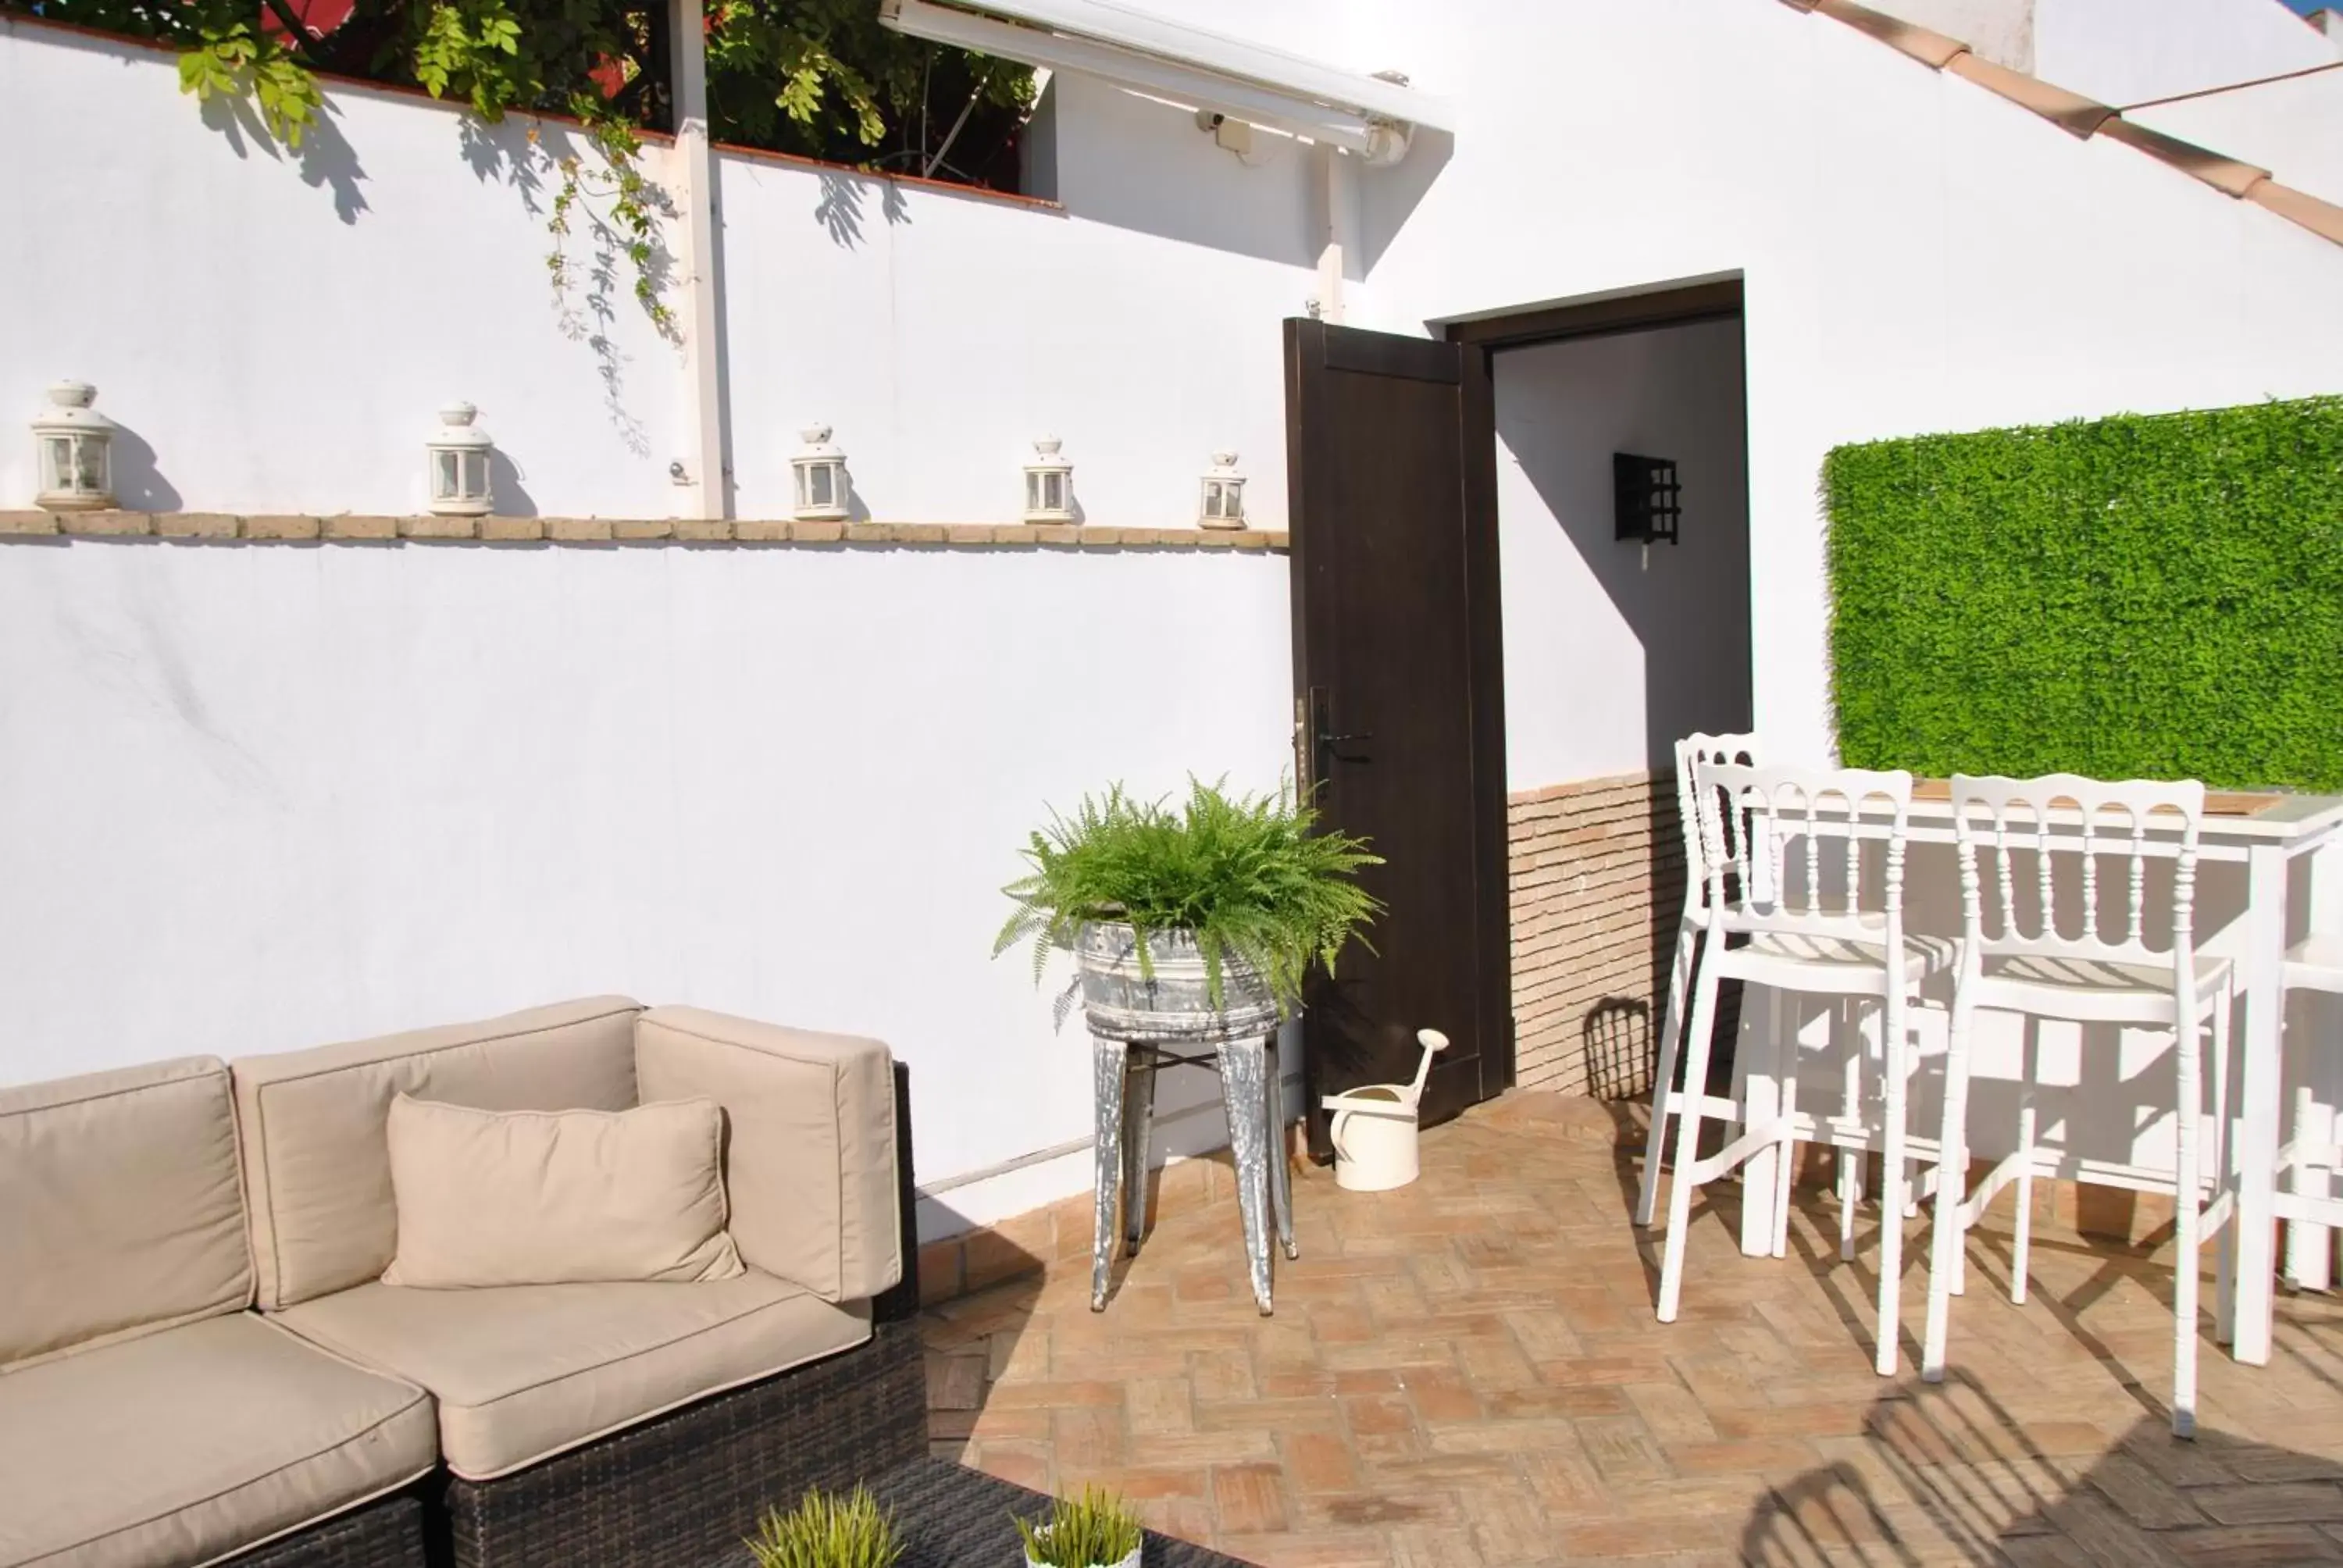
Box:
left=1022, top=437, right=1075, bottom=524
left=31, top=381, right=116, bottom=511
left=1198, top=450, right=1247, bottom=530
left=425, top=402, right=495, bottom=516
left=791, top=425, right=851, bottom=522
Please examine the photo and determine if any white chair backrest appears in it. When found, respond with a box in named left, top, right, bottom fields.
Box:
left=1691, top=761, right=1914, bottom=944
left=1949, top=773, right=2205, bottom=972
left=1673, top=733, right=1760, bottom=909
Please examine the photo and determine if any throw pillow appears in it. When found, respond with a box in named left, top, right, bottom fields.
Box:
left=382, top=1094, right=745, bottom=1288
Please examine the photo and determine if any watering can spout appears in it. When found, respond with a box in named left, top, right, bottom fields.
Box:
left=1405, top=1028, right=1449, bottom=1106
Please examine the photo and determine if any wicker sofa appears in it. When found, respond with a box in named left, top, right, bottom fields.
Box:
left=0, top=997, right=925, bottom=1568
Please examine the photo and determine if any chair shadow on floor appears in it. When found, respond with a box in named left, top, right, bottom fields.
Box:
left=1742, top=1364, right=2343, bottom=1564
left=1737, top=1174, right=2343, bottom=1562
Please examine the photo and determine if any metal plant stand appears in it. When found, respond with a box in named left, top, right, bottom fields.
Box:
left=1091, top=1031, right=1295, bottom=1314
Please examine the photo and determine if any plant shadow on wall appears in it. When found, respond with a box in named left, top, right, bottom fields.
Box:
left=540, top=119, right=671, bottom=458
left=814, top=169, right=910, bottom=250
left=450, top=112, right=674, bottom=457
left=195, top=84, right=369, bottom=223
left=17, top=0, right=1036, bottom=472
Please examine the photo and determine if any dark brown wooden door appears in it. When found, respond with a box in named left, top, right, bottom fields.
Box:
left=1285, top=318, right=1510, bottom=1162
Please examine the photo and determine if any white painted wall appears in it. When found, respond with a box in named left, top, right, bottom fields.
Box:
left=2134, top=69, right=2343, bottom=208
left=1330, top=0, right=2343, bottom=770
left=1870, top=0, right=2037, bottom=71
left=0, top=18, right=1324, bottom=1238
left=0, top=21, right=682, bottom=519
left=4, top=0, right=2343, bottom=1238
left=1867, top=0, right=2336, bottom=102
left=0, top=20, right=1312, bottom=531
left=1496, top=319, right=1753, bottom=791
left=0, top=538, right=1294, bottom=1235
left=2034, top=0, right=2335, bottom=106
left=717, top=70, right=1314, bottom=530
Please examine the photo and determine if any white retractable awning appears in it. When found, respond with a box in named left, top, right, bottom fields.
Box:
left=878, top=0, right=1450, bottom=163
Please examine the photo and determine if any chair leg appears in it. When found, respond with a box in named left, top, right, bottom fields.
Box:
left=2173, top=1004, right=2206, bottom=1441
left=1838, top=1149, right=1862, bottom=1263
left=2214, top=992, right=2237, bottom=1345
left=1876, top=985, right=1911, bottom=1378
left=2010, top=1096, right=2035, bottom=1307
left=2005, top=1016, right=2041, bottom=1305
left=1922, top=984, right=1977, bottom=1383
left=1838, top=1002, right=1862, bottom=1263
left=1636, top=915, right=1700, bottom=1229
left=2284, top=1084, right=2318, bottom=1291
left=1772, top=1058, right=1799, bottom=1261
left=1657, top=956, right=1726, bottom=1325
left=1742, top=987, right=1788, bottom=1257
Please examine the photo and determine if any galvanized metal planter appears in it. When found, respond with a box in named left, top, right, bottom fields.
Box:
left=1074, top=921, right=1282, bottom=1043
left=1079, top=921, right=1295, bottom=1317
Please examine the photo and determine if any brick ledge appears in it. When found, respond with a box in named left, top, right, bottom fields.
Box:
left=0, top=511, right=1289, bottom=551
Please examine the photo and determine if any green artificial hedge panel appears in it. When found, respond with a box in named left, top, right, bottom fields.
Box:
left=1826, top=396, right=2343, bottom=791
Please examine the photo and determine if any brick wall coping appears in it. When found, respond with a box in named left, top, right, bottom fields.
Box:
left=0, top=511, right=1290, bottom=551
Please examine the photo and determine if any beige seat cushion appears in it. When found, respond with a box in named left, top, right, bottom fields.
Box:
left=383, top=1095, right=743, bottom=1288
left=0, top=1313, right=434, bottom=1568
left=0, top=1057, right=251, bottom=1370
left=233, top=997, right=644, bottom=1310
left=273, top=1272, right=868, bottom=1480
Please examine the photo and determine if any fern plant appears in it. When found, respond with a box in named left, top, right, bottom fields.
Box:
left=1015, top=1485, right=1145, bottom=1567
left=746, top=1486, right=902, bottom=1568
left=994, top=779, right=1382, bottom=1011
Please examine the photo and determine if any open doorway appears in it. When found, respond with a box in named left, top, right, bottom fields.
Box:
left=1449, top=280, right=1755, bottom=1103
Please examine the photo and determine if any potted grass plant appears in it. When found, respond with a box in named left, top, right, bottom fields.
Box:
left=746, top=1485, right=903, bottom=1568
left=995, top=778, right=1382, bottom=1039
left=1015, top=1485, right=1145, bottom=1568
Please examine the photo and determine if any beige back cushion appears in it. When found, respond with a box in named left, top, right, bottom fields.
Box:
left=234, top=998, right=644, bottom=1309
left=0, top=1057, right=252, bottom=1369
left=634, top=1007, right=900, bottom=1303
left=382, top=1095, right=744, bottom=1288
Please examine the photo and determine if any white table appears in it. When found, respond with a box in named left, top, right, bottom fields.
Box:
left=1731, top=789, right=2343, bottom=1366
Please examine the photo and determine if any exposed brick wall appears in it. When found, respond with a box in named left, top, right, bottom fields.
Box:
left=1507, top=771, right=1685, bottom=1099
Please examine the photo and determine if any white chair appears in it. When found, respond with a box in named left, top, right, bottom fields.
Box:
left=1921, top=775, right=2233, bottom=1440
left=1635, top=731, right=1761, bottom=1231
left=1657, top=761, right=1953, bottom=1377
left=2276, top=937, right=2343, bottom=1288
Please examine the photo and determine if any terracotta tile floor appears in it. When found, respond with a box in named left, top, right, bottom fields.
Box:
left=919, top=1092, right=2343, bottom=1566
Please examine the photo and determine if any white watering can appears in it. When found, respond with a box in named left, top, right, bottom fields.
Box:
left=1321, top=1029, right=1448, bottom=1192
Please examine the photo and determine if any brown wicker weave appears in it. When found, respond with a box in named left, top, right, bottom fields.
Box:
left=219, top=1495, right=427, bottom=1568
left=440, top=1317, right=925, bottom=1568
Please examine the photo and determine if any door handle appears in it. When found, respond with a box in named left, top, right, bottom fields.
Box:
left=1298, top=686, right=1371, bottom=794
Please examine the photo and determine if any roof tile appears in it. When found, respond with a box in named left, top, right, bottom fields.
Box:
left=2096, top=118, right=2270, bottom=198
left=2246, top=181, right=2343, bottom=245
left=1943, top=52, right=2116, bottom=137
left=1811, top=0, right=1970, bottom=69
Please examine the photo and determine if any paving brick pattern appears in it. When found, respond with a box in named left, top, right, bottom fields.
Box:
left=920, top=1093, right=2343, bottom=1566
